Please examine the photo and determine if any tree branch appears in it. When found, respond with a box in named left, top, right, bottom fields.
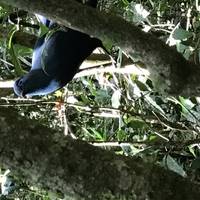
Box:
left=0, top=0, right=200, bottom=96
left=0, top=107, right=200, bottom=199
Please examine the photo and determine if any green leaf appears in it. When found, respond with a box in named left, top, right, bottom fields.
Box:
left=7, top=27, right=25, bottom=76
left=176, top=43, right=188, bottom=53
left=135, top=79, right=149, bottom=91
left=89, top=128, right=104, bottom=141
left=116, top=129, right=127, bottom=141
left=188, top=145, right=196, bottom=157
left=128, top=117, right=147, bottom=129
left=179, top=96, right=195, bottom=114
left=172, top=28, right=193, bottom=40
left=163, top=155, right=186, bottom=177
left=145, top=95, right=165, bottom=114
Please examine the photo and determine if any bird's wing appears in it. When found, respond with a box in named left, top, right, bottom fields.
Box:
left=40, top=30, right=67, bottom=77
left=40, top=29, right=102, bottom=82
left=31, top=33, right=46, bottom=70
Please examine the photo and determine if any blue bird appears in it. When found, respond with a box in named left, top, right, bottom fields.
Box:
left=14, top=16, right=104, bottom=97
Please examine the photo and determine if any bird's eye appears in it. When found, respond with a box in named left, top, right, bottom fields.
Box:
left=17, top=79, right=23, bottom=87
left=16, top=79, right=25, bottom=91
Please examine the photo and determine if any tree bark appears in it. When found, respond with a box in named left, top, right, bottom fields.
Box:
left=0, top=107, right=200, bottom=199
left=0, top=0, right=200, bottom=96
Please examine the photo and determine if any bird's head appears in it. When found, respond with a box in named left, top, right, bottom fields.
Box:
left=14, top=69, right=61, bottom=97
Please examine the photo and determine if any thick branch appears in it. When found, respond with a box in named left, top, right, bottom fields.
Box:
left=0, top=107, right=200, bottom=199
left=0, top=0, right=200, bottom=96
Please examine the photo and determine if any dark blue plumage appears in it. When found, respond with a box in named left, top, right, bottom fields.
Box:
left=14, top=15, right=103, bottom=97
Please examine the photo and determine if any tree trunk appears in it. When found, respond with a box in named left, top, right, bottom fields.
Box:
left=0, top=107, right=200, bottom=199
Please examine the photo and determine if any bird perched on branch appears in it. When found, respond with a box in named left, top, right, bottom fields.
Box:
left=14, top=13, right=106, bottom=97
